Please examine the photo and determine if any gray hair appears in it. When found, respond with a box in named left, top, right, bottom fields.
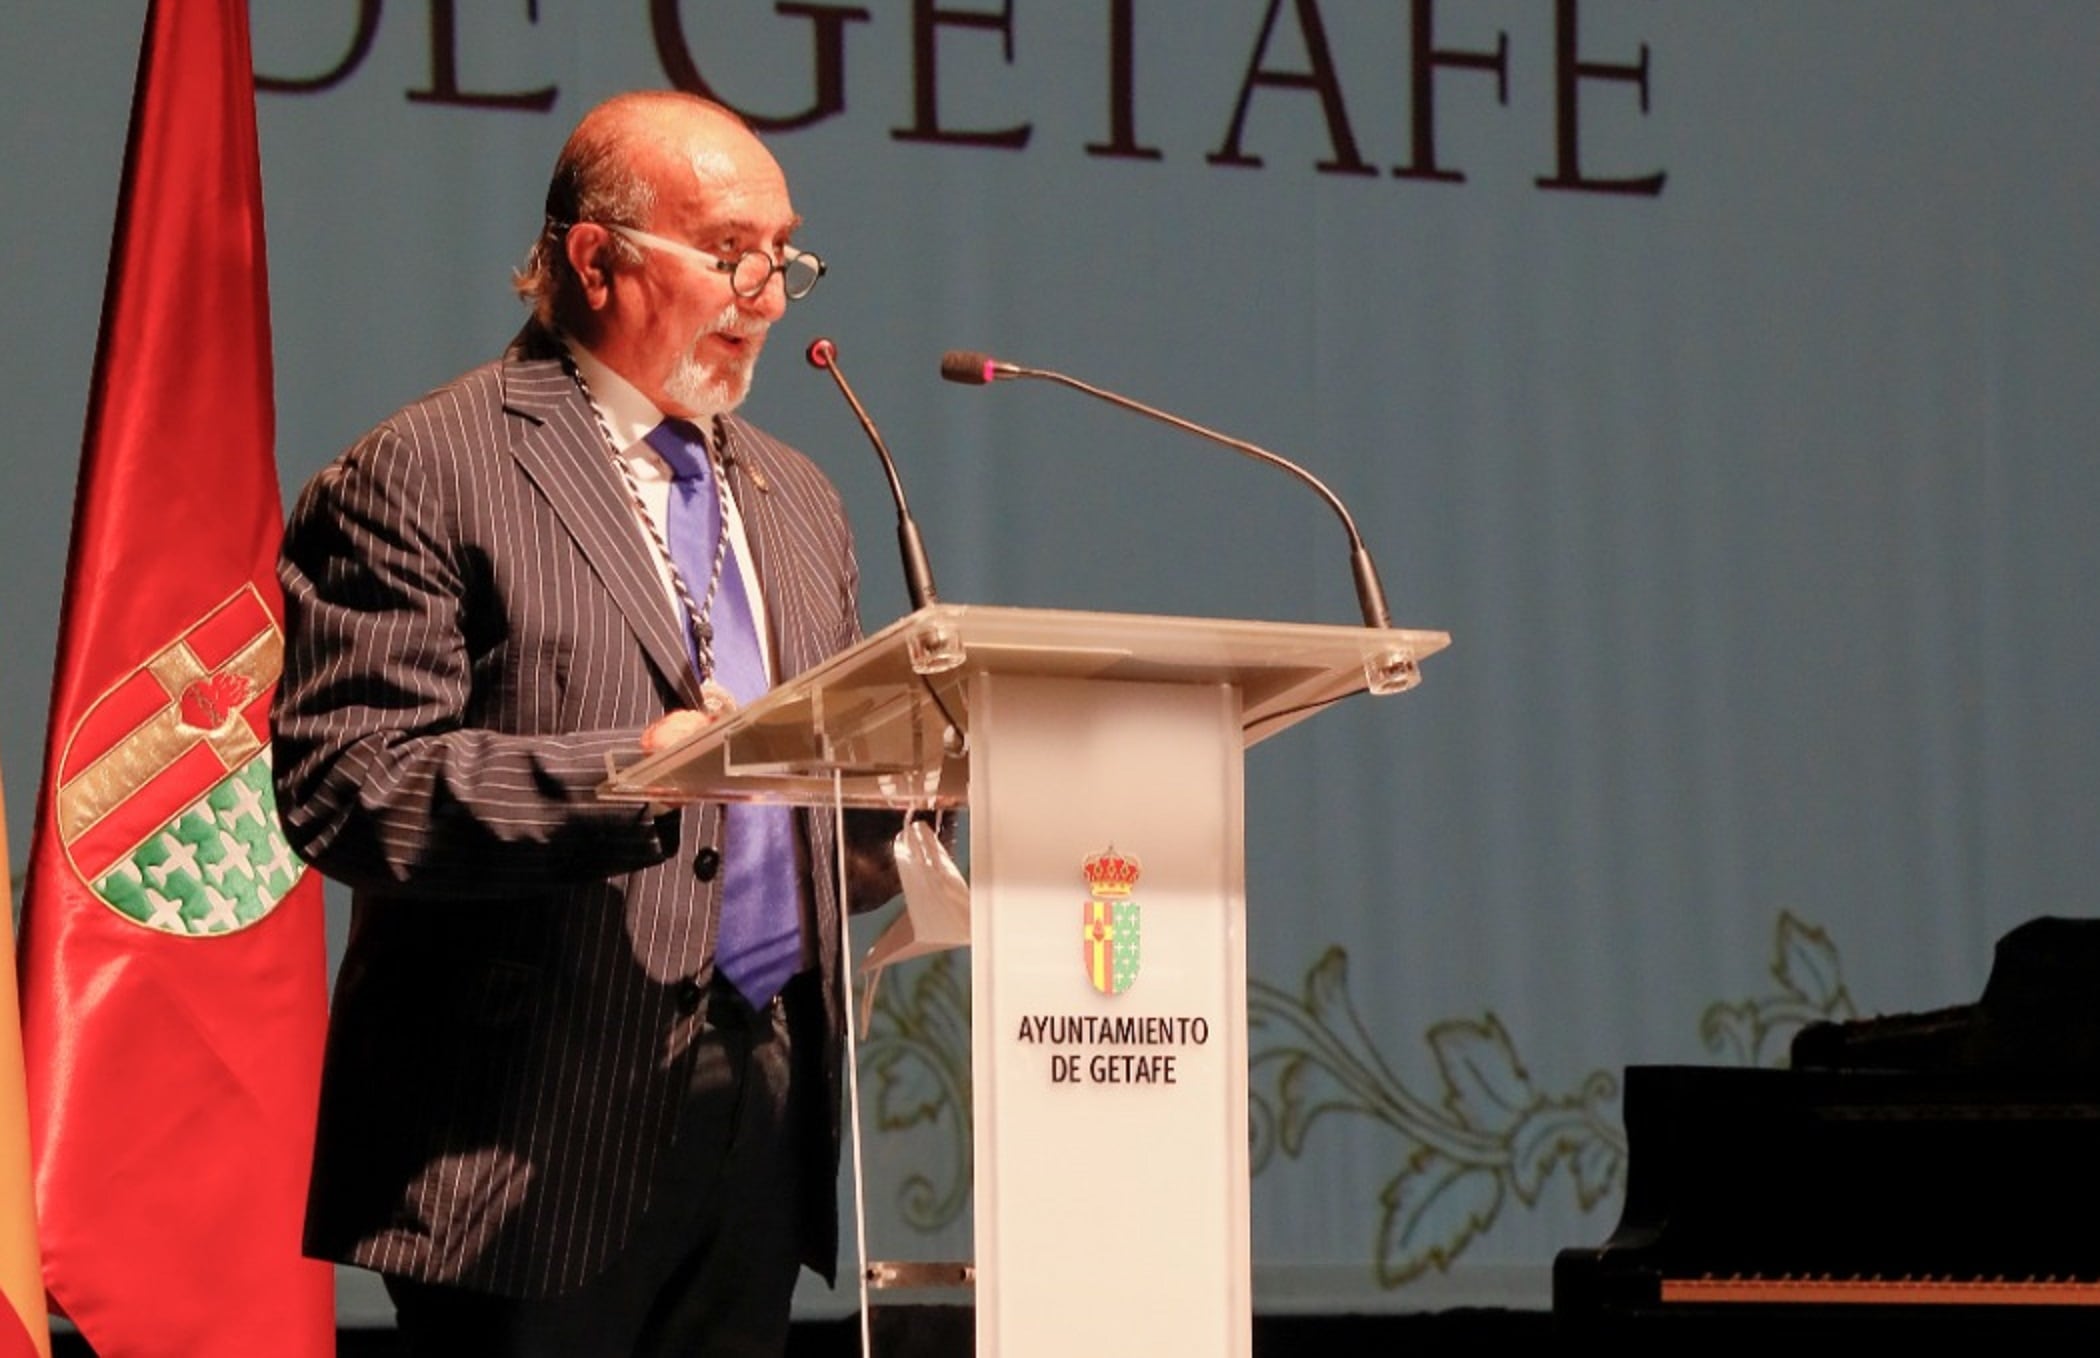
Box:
left=513, top=92, right=757, bottom=329
left=512, top=129, right=653, bottom=328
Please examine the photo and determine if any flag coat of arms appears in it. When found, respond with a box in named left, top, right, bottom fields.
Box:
left=1081, top=847, right=1142, bottom=996
left=54, top=587, right=300, bottom=936
left=15, top=2, right=334, bottom=1354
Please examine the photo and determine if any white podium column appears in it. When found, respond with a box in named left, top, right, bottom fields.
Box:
left=968, top=672, right=1253, bottom=1358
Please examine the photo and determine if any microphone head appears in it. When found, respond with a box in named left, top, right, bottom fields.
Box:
left=939, top=350, right=998, bottom=385
left=805, top=337, right=837, bottom=369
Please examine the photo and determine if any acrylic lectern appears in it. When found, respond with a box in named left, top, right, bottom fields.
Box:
left=601, top=603, right=1449, bottom=1358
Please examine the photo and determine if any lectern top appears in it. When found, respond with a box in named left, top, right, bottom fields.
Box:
left=598, top=603, right=1449, bottom=809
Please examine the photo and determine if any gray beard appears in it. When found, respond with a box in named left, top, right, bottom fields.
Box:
left=665, top=311, right=760, bottom=417
left=664, top=352, right=753, bottom=418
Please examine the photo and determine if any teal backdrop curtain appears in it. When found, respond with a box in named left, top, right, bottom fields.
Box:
left=6, top=0, right=2098, bottom=1317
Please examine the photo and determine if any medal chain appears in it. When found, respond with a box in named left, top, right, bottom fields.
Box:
left=563, top=348, right=733, bottom=703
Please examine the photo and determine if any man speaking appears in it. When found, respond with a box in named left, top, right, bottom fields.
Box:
left=274, top=91, right=889, bottom=1356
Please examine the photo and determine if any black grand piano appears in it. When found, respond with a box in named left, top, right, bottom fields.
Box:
left=1554, top=917, right=2100, bottom=1336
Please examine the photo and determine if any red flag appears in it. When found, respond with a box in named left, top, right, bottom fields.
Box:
left=17, top=2, right=334, bottom=1354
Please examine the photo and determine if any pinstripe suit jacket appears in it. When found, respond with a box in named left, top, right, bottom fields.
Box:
left=274, top=325, right=868, bottom=1297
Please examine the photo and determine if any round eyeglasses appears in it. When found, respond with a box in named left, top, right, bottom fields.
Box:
left=599, top=223, right=826, bottom=301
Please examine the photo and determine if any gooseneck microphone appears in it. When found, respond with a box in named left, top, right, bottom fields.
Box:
left=808, top=337, right=939, bottom=610
left=939, top=350, right=1394, bottom=630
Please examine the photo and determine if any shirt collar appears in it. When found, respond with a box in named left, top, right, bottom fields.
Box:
left=566, top=340, right=685, bottom=455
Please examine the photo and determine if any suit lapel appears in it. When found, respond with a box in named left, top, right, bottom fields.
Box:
left=499, top=339, right=701, bottom=707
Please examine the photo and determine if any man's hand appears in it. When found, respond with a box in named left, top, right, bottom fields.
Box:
left=640, top=707, right=722, bottom=753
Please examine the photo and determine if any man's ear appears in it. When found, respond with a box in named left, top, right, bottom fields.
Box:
left=563, top=223, right=614, bottom=309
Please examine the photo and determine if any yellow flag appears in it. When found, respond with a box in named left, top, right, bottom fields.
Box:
left=0, top=764, right=52, bottom=1358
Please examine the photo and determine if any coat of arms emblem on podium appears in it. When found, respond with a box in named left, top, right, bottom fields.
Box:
left=1081, top=845, right=1142, bottom=996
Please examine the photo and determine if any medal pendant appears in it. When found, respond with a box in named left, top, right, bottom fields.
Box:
left=698, top=680, right=738, bottom=717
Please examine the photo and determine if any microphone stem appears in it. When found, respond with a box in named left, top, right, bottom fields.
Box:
left=1014, top=367, right=1392, bottom=629
left=815, top=348, right=940, bottom=610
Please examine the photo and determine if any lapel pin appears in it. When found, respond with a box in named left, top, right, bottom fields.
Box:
left=713, top=417, right=771, bottom=494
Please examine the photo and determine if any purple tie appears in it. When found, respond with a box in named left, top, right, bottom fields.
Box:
left=645, top=419, right=803, bottom=1006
